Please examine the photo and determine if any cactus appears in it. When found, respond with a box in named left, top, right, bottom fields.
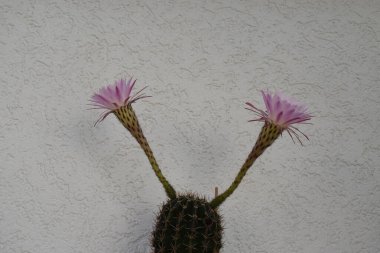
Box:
left=151, top=194, right=223, bottom=253
left=90, top=79, right=312, bottom=252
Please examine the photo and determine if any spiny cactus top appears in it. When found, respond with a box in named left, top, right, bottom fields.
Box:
left=152, top=194, right=223, bottom=253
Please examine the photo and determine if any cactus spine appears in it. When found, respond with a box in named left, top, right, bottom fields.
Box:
left=152, top=194, right=223, bottom=253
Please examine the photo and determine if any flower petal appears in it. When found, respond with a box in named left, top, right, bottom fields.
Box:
left=247, top=90, right=312, bottom=143
left=90, top=78, right=149, bottom=123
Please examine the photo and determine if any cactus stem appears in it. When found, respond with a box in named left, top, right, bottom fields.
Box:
left=152, top=194, right=223, bottom=253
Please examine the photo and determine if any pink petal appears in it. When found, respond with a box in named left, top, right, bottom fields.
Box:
left=90, top=78, right=149, bottom=120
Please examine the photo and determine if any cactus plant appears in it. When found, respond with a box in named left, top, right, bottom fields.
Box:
left=90, top=78, right=312, bottom=252
left=152, top=194, right=223, bottom=253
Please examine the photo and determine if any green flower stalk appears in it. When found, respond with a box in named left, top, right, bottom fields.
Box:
left=90, top=78, right=176, bottom=199
left=210, top=91, right=312, bottom=208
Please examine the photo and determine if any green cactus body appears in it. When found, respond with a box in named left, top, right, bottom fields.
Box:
left=152, top=194, right=223, bottom=253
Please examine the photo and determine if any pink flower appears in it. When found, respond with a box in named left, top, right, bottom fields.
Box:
left=246, top=90, right=312, bottom=144
left=90, top=78, right=149, bottom=124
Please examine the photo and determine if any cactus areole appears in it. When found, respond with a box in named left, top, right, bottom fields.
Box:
left=90, top=78, right=312, bottom=251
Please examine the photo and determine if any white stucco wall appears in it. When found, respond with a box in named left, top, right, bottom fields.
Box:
left=1, top=0, right=379, bottom=252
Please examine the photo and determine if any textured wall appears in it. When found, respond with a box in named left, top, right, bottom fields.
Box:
left=1, top=0, right=379, bottom=252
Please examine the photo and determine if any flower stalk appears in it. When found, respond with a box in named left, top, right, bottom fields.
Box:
left=90, top=78, right=176, bottom=199
left=210, top=90, right=311, bottom=208
left=114, top=105, right=177, bottom=199
left=210, top=122, right=282, bottom=208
